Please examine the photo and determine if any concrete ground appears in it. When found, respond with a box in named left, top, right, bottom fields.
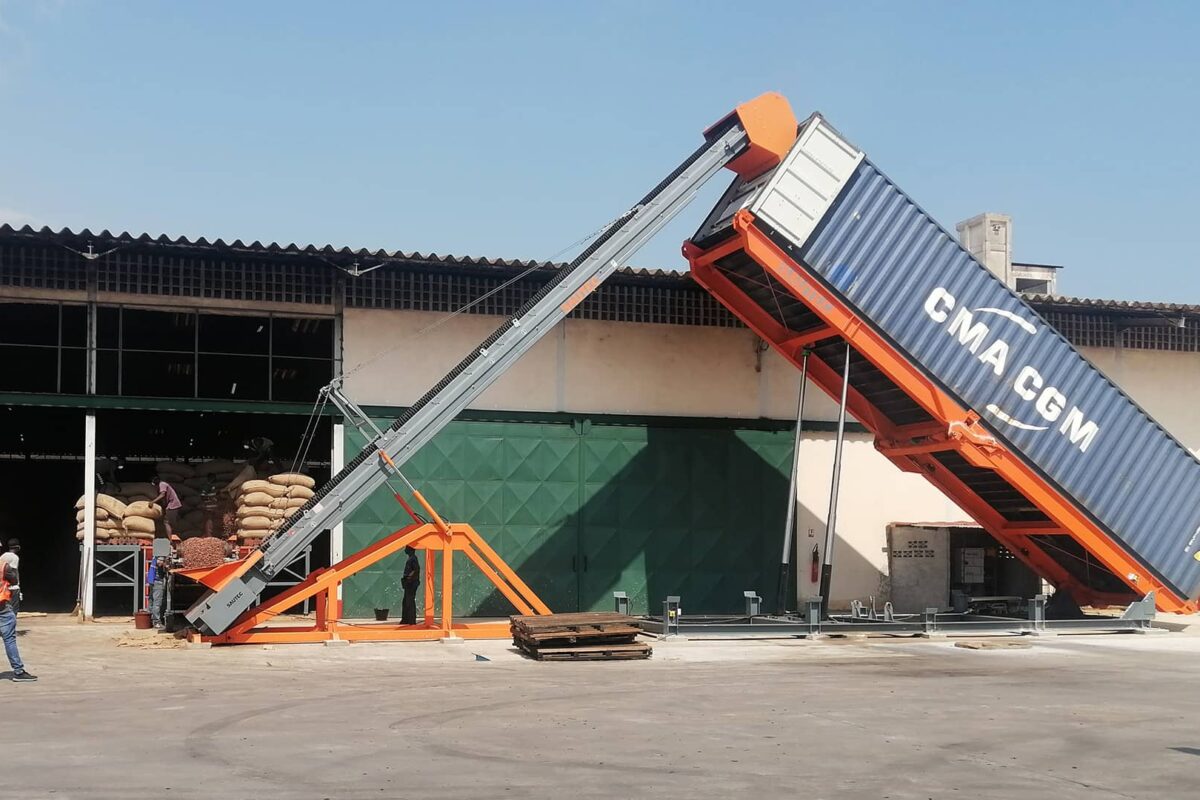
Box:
left=4, top=616, right=1200, bottom=800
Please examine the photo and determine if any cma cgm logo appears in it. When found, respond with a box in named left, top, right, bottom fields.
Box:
left=923, top=287, right=1100, bottom=453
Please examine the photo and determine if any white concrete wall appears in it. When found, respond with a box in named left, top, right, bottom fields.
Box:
left=343, top=307, right=847, bottom=421
left=344, top=309, right=560, bottom=412
left=1080, top=345, right=1200, bottom=456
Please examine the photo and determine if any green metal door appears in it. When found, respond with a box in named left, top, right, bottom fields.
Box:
left=343, top=415, right=792, bottom=618
left=578, top=424, right=793, bottom=615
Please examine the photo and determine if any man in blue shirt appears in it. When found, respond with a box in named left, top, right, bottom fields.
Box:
left=147, top=554, right=168, bottom=629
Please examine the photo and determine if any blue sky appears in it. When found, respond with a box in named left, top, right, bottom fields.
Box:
left=1, top=1, right=1197, bottom=301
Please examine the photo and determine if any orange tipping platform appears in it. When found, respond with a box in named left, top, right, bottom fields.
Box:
left=686, top=210, right=1196, bottom=614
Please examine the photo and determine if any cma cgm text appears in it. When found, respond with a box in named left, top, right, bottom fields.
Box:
left=923, top=287, right=1100, bottom=453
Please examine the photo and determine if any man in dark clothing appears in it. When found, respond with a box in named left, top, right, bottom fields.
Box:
left=243, top=437, right=276, bottom=471
left=0, top=559, right=35, bottom=681
left=400, top=545, right=420, bottom=625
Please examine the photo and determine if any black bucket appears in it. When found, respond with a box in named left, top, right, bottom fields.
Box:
left=373, top=608, right=389, bottom=621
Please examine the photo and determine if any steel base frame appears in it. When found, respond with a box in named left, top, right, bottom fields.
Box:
left=187, top=520, right=551, bottom=646
left=637, top=594, right=1159, bottom=637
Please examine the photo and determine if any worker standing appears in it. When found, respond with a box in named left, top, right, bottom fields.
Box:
left=146, top=554, right=168, bottom=629
left=150, top=474, right=183, bottom=539
left=0, top=539, right=20, bottom=615
left=0, top=557, right=35, bottom=681
left=400, top=545, right=420, bottom=625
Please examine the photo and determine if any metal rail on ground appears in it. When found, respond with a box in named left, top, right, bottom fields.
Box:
left=637, top=593, right=1160, bottom=637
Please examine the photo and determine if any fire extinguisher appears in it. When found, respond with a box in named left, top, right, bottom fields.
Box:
left=810, top=544, right=820, bottom=584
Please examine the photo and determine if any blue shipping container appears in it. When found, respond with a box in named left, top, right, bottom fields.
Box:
left=723, top=115, right=1200, bottom=600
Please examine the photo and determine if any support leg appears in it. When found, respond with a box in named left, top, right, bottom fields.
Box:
left=441, top=540, right=453, bottom=636
left=819, top=342, right=851, bottom=618
left=776, top=350, right=808, bottom=614
left=462, top=526, right=552, bottom=615
left=424, top=549, right=436, bottom=625
left=462, top=545, right=535, bottom=616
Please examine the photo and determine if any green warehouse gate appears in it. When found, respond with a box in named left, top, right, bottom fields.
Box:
left=342, top=416, right=794, bottom=617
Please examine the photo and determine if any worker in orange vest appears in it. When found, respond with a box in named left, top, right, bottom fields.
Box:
left=0, top=559, right=35, bottom=681
left=0, top=539, right=19, bottom=615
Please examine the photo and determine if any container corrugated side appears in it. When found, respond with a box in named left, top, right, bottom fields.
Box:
left=748, top=126, right=1200, bottom=599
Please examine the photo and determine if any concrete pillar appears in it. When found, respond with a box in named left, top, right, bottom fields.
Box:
left=81, top=413, right=97, bottom=620
left=956, top=213, right=1013, bottom=287
left=81, top=260, right=98, bottom=620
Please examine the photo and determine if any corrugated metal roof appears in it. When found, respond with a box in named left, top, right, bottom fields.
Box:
left=0, top=223, right=689, bottom=282
left=1025, top=293, right=1200, bottom=315
left=3, top=222, right=1197, bottom=313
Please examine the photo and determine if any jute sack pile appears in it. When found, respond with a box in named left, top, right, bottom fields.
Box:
left=234, top=473, right=315, bottom=541
left=74, top=493, right=127, bottom=541
left=122, top=500, right=162, bottom=540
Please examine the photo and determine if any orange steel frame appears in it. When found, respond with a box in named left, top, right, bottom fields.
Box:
left=181, top=489, right=551, bottom=645
left=686, top=210, right=1196, bottom=614
left=174, top=92, right=804, bottom=647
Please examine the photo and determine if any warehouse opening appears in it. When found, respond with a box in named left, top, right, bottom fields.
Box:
left=0, top=300, right=338, bottom=615
left=0, top=405, right=333, bottom=614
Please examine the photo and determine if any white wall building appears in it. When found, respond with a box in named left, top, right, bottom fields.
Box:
left=1, top=216, right=1196, bottom=615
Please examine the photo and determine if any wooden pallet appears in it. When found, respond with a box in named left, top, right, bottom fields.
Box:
left=511, top=611, right=632, bottom=629
left=511, top=612, right=652, bottom=661
left=524, top=642, right=652, bottom=662
left=518, top=625, right=642, bottom=642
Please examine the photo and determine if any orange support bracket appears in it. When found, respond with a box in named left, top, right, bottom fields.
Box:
left=875, top=434, right=956, bottom=458
left=189, top=520, right=551, bottom=646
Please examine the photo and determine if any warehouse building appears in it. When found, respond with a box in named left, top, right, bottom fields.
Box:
left=2, top=216, right=1198, bottom=618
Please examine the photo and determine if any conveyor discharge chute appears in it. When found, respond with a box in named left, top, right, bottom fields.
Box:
left=686, top=114, right=1200, bottom=613
left=185, top=93, right=800, bottom=636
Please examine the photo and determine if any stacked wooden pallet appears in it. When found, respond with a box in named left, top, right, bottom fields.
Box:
left=510, top=612, right=652, bottom=661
